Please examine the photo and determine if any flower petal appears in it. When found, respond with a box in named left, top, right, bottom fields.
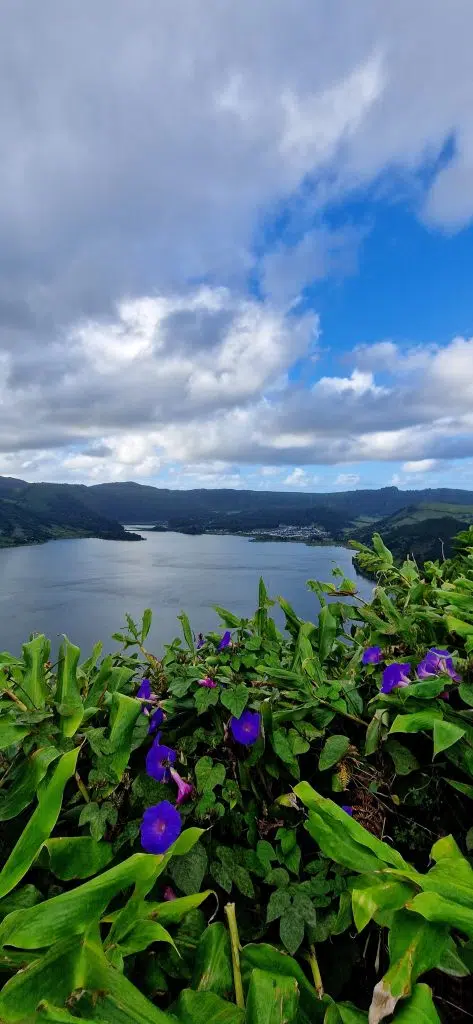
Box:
left=141, top=801, right=182, bottom=854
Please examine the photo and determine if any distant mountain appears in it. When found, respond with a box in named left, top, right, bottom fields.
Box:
left=350, top=502, right=473, bottom=562
left=1, top=477, right=472, bottom=558
left=0, top=480, right=142, bottom=549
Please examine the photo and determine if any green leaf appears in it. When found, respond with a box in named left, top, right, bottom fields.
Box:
left=233, top=865, right=255, bottom=898
left=389, top=711, right=443, bottom=735
left=191, top=922, right=233, bottom=999
left=175, top=989, right=244, bottom=1024
left=365, top=710, right=387, bottom=756
left=393, top=984, right=440, bottom=1023
left=102, top=691, right=142, bottom=791
left=292, top=892, right=317, bottom=926
left=171, top=843, right=208, bottom=896
left=318, top=735, right=350, bottom=771
left=0, top=747, right=79, bottom=900
left=351, top=877, right=414, bottom=932
left=256, top=840, right=276, bottom=873
left=195, top=686, right=219, bottom=714
left=178, top=611, right=195, bottom=653
left=246, top=968, right=299, bottom=1024
left=0, top=745, right=60, bottom=820
left=56, top=636, right=83, bottom=736
left=279, top=907, right=305, bottom=954
left=318, top=605, right=337, bottom=663
left=0, top=720, right=29, bottom=751
left=371, top=533, right=393, bottom=565
left=118, top=919, right=177, bottom=956
left=270, top=730, right=299, bottom=778
left=141, top=608, right=153, bottom=643
left=408, top=891, right=473, bottom=938
left=369, top=911, right=448, bottom=1022
left=149, top=890, right=216, bottom=925
left=220, top=684, right=249, bottom=718
left=79, top=800, right=118, bottom=840
left=43, top=836, right=114, bottom=879
left=20, top=634, right=50, bottom=709
left=195, top=756, right=226, bottom=793
left=433, top=719, right=465, bottom=757
left=448, top=778, right=473, bottom=799
left=241, top=943, right=325, bottom=1022
left=0, top=884, right=42, bottom=923
left=384, top=739, right=420, bottom=776
left=266, top=890, right=291, bottom=923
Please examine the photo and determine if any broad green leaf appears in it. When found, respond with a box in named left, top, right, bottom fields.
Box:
left=318, top=605, right=337, bottom=663
left=100, top=691, right=142, bottom=794
left=0, top=745, right=60, bottom=820
left=318, top=734, right=350, bottom=771
left=266, top=890, right=291, bottom=923
left=0, top=847, right=181, bottom=948
left=117, top=919, right=177, bottom=955
left=351, top=878, right=414, bottom=932
left=279, top=907, right=305, bottom=954
left=86, top=931, right=175, bottom=1024
left=144, top=890, right=216, bottom=926
left=43, top=836, right=114, bottom=880
left=445, top=615, right=473, bottom=637
left=220, top=684, right=249, bottom=718
left=372, top=534, right=393, bottom=565
left=241, top=943, right=326, bottom=1022
left=369, top=911, right=448, bottom=1022
left=384, top=740, right=419, bottom=776
left=294, top=784, right=408, bottom=871
left=433, top=719, right=465, bottom=757
left=389, top=711, right=443, bottom=735
left=246, top=968, right=299, bottom=1024
left=419, top=834, right=473, bottom=908
left=408, top=891, right=473, bottom=937
left=170, top=843, right=208, bottom=896
left=175, top=989, right=244, bottom=1024
left=0, top=935, right=89, bottom=1024
left=445, top=777, right=473, bottom=799
left=35, top=1002, right=100, bottom=1024
left=393, top=984, right=440, bottom=1023
left=365, top=710, right=387, bottom=756
left=0, top=720, right=29, bottom=750
left=0, top=884, right=42, bottom=923
left=191, top=922, right=233, bottom=999
left=21, top=634, right=50, bottom=709
left=0, top=747, right=79, bottom=900
left=56, top=636, right=83, bottom=736
left=195, top=756, right=226, bottom=793
left=195, top=686, right=219, bottom=714
left=84, top=654, right=113, bottom=708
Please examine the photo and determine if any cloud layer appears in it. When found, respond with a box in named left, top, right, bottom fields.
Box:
left=1, top=1, right=473, bottom=486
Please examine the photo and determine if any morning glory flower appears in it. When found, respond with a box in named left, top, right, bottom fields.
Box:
left=148, top=707, right=164, bottom=733
left=230, top=709, right=261, bottom=745
left=170, top=767, right=194, bottom=805
left=137, top=678, right=152, bottom=705
left=417, top=648, right=461, bottom=682
left=381, top=663, right=411, bottom=695
left=197, top=633, right=205, bottom=649
left=163, top=886, right=177, bottom=901
left=146, top=737, right=177, bottom=782
left=141, top=801, right=182, bottom=854
left=362, top=646, right=383, bottom=665
left=218, top=631, right=232, bottom=651
left=342, top=805, right=353, bottom=816
left=198, top=677, right=217, bottom=688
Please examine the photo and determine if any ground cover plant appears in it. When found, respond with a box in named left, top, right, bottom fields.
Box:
left=1, top=526, right=473, bottom=1021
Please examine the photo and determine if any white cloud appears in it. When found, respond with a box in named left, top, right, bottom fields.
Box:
left=335, top=473, right=361, bottom=487
left=402, top=459, right=439, bottom=474
left=284, top=467, right=310, bottom=487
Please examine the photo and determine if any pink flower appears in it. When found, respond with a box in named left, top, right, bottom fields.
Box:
left=163, top=886, right=177, bottom=901
left=198, top=677, right=217, bottom=688
left=170, top=767, right=194, bottom=806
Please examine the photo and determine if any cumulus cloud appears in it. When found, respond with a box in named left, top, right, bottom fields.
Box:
left=2, top=1, right=473, bottom=484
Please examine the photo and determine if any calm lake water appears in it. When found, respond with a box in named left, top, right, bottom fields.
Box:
left=0, top=531, right=373, bottom=656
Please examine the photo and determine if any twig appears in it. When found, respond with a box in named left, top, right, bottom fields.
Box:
left=3, top=689, right=28, bottom=712
left=224, top=903, right=245, bottom=1009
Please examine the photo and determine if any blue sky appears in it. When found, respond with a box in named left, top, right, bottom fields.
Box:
left=0, top=1, right=472, bottom=492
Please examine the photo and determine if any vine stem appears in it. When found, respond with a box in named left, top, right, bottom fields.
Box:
left=224, top=902, right=245, bottom=1009
left=75, top=771, right=90, bottom=803
left=308, top=945, right=324, bottom=998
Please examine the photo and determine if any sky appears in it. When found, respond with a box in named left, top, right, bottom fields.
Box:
left=1, top=1, right=473, bottom=493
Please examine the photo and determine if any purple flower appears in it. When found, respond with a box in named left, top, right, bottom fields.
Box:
left=230, top=709, right=261, bottom=746
left=417, top=648, right=461, bottom=683
left=170, top=767, right=194, bottom=806
left=198, top=677, right=217, bottom=689
left=342, top=805, right=353, bottom=816
left=141, top=801, right=182, bottom=854
left=381, top=663, right=411, bottom=695
left=218, top=631, right=232, bottom=651
left=146, top=737, right=177, bottom=782
left=362, top=646, right=383, bottom=665
left=197, top=634, right=205, bottom=650
left=137, top=678, right=152, bottom=702
left=163, top=886, right=177, bottom=901
left=148, top=707, right=164, bottom=733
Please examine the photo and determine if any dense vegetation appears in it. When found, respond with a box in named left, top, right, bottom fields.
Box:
left=1, top=475, right=473, bottom=560
left=2, top=527, right=473, bottom=1020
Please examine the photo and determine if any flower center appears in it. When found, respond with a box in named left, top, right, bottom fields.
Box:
left=154, top=819, right=166, bottom=835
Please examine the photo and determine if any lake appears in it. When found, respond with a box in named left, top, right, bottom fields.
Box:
left=0, top=531, right=373, bottom=656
